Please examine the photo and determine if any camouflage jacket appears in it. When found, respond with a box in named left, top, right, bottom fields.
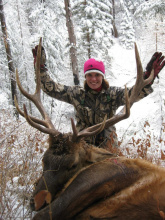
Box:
left=39, top=70, right=153, bottom=146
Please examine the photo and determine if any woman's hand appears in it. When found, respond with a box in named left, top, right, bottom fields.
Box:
left=144, top=52, right=165, bottom=83
left=32, top=45, right=47, bottom=70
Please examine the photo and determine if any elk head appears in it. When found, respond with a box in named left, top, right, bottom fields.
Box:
left=14, top=38, right=131, bottom=212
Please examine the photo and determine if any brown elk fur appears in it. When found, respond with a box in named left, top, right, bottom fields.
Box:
left=76, top=159, right=165, bottom=220
left=32, top=157, right=165, bottom=220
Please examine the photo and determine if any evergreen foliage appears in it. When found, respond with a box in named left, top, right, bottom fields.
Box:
left=72, top=0, right=114, bottom=60
left=117, top=0, right=135, bottom=49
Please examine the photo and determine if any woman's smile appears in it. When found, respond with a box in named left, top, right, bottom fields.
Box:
left=86, top=72, right=103, bottom=90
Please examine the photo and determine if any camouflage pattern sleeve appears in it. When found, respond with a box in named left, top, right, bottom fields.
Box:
left=134, top=84, right=153, bottom=102
left=108, top=86, right=131, bottom=109
left=39, top=70, right=78, bottom=104
left=109, top=84, right=153, bottom=109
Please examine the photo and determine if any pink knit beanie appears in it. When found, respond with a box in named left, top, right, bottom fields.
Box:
left=84, top=58, right=105, bottom=77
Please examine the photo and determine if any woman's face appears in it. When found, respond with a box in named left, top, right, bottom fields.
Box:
left=85, top=72, right=103, bottom=90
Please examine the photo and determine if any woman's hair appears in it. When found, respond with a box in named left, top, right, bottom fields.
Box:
left=84, top=79, right=109, bottom=91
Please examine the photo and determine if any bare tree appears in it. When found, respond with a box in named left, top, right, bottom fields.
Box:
left=84, top=0, right=91, bottom=58
left=112, top=0, right=118, bottom=38
left=64, top=0, right=79, bottom=85
left=0, top=0, right=18, bottom=117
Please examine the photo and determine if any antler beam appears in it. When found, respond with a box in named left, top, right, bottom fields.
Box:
left=129, top=43, right=154, bottom=107
left=15, top=38, right=60, bottom=137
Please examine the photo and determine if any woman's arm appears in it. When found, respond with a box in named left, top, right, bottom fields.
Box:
left=39, top=69, right=74, bottom=104
left=32, top=45, right=79, bottom=104
left=110, top=84, right=153, bottom=109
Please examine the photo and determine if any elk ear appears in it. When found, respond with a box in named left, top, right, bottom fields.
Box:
left=34, top=190, right=52, bottom=211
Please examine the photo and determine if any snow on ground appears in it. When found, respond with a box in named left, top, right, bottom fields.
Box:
left=0, top=90, right=9, bottom=109
left=107, top=40, right=165, bottom=161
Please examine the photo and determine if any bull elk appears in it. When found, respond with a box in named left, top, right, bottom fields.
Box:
left=14, top=38, right=165, bottom=220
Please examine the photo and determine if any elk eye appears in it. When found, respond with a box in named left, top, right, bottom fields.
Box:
left=72, top=164, right=77, bottom=169
left=70, top=162, right=78, bottom=170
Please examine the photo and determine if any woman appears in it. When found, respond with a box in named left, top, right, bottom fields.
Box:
left=32, top=46, right=165, bottom=151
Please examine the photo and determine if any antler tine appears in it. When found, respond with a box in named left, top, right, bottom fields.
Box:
left=71, top=115, right=107, bottom=142
left=71, top=86, right=130, bottom=142
left=15, top=37, right=60, bottom=136
left=14, top=95, right=48, bottom=126
left=23, top=104, right=59, bottom=136
left=15, top=68, right=48, bottom=129
left=129, top=43, right=154, bottom=107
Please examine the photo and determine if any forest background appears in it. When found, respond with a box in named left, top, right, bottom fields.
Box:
left=1, top=0, right=165, bottom=219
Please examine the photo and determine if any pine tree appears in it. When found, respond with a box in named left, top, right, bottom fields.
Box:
left=72, top=0, right=114, bottom=60
left=27, top=0, right=73, bottom=116
left=2, top=0, right=39, bottom=116
left=117, top=0, right=135, bottom=49
left=124, top=0, right=146, bottom=14
left=28, top=1, right=69, bottom=81
left=134, top=0, right=165, bottom=53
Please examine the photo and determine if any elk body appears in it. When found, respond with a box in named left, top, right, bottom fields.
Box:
left=15, top=38, right=165, bottom=220
left=32, top=157, right=165, bottom=220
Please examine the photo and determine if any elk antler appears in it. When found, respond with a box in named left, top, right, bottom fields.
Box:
left=71, top=86, right=130, bottom=142
left=129, top=43, right=154, bottom=107
left=15, top=38, right=60, bottom=137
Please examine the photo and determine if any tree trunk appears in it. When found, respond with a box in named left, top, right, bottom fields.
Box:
left=112, top=0, right=118, bottom=38
left=0, top=0, right=18, bottom=117
left=64, top=0, right=80, bottom=85
left=87, top=28, right=91, bottom=58
left=83, top=0, right=91, bottom=58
